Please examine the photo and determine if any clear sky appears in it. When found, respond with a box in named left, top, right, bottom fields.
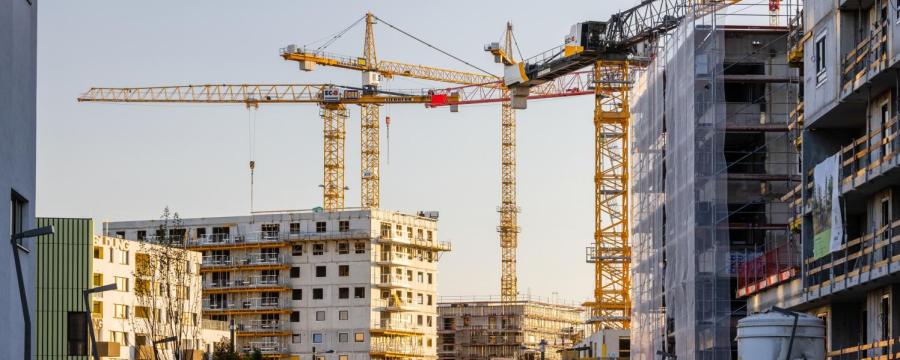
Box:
left=35, top=1, right=633, bottom=303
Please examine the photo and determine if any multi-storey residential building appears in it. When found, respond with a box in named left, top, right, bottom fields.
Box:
left=1, top=0, right=38, bottom=358
left=743, top=0, right=900, bottom=358
left=107, top=208, right=450, bottom=360
left=436, top=296, right=583, bottom=360
left=36, top=217, right=227, bottom=360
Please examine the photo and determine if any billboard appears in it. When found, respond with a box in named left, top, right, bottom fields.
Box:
left=811, top=154, right=843, bottom=259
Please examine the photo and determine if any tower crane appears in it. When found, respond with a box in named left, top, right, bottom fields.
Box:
left=77, top=84, right=458, bottom=211
left=492, top=0, right=740, bottom=330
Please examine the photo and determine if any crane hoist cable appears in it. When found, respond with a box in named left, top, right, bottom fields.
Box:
left=304, top=14, right=366, bottom=51
left=248, top=107, right=258, bottom=213
left=372, top=15, right=499, bottom=79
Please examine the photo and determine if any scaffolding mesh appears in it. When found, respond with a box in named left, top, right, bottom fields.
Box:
left=631, top=6, right=730, bottom=359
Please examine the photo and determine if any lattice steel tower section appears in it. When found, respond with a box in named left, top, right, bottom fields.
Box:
left=586, top=60, right=631, bottom=329
left=360, top=12, right=381, bottom=209
left=497, top=23, right=519, bottom=303
left=322, top=103, right=348, bottom=210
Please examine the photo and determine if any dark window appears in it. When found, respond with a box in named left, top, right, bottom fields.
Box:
left=136, top=230, right=146, bottom=240
left=292, top=289, right=302, bottom=300
left=316, top=221, right=326, bottom=233
left=290, top=311, right=300, bottom=322
left=292, top=244, right=303, bottom=256
left=290, top=267, right=301, bottom=278
left=354, top=287, right=365, bottom=299
left=10, top=190, right=27, bottom=238
left=815, top=34, right=827, bottom=82
left=67, top=312, right=88, bottom=356
left=339, top=287, right=349, bottom=299
left=316, top=266, right=326, bottom=277
left=338, top=242, right=349, bottom=254
left=339, top=265, right=349, bottom=277
left=313, top=243, right=325, bottom=255
left=313, top=288, right=324, bottom=299
left=355, top=241, right=366, bottom=254
left=261, top=223, right=280, bottom=238
left=195, top=227, right=206, bottom=240
left=339, top=220, right=349, bottom=232
left=115, top=231, right=125, bottom=239
left=290, top=222, right=300, bottom=234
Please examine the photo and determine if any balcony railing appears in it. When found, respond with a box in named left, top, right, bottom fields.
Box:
left=203, top=298, right=286, bottom=311
left=201, top=253, right=285, bottom=268
left=204, top=275, right=285, bottom=290
left=806, top=219, right=900, bottom=290
left=735, top=243, right=800, bottom=297
left=377, top=235, right=452, bottom=251
left=370, top=343, right=428, bottom=357
left=375, top=274, right=411, bottom=288
left=242, top=341, right=288, bottom=355
left=839, top=117, right=898, bottom=188
left=842, top=20, right=889, bottom=88
left=371, top=319, right=426, bottom=334
left=237, top=320, right=288, bottom=333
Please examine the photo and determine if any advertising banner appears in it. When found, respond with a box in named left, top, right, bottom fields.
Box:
left=812, top=154, right=843, bottom=259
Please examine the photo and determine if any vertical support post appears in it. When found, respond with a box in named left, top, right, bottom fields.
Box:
left=321, top=104, right=347, bottom=211
left=360, top=104, right=380, bottom=208
left=589, top=60, right=632, bottom=330
left=499, top=97, right=518, bottom=303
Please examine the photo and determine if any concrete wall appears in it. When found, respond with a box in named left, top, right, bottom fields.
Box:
left=0, top=0, right=37, bottom=358
left=804, top=9, right=841, bottom=127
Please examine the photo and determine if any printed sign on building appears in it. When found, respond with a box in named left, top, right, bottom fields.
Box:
left=812, top=154, right=843, bottom=259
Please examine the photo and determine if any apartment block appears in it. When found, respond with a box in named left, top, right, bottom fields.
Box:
left=36, top=217, right=227, bottom=360
left=107, top=208, right=450, bottom=360
left=628, top=8, right=801, bottom=358
left=745, top=0, right=900, bottom=358
left=436, top=296, right=583, bottom=360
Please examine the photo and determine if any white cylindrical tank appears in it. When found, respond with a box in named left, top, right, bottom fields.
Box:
left=736, top=311, right=825, bottom=360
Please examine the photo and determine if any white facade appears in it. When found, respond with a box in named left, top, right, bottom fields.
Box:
left=0, top=0, right=38, bottom=358
left=91, top=236, right=228, bottom=359
left=107, top=208, right=449, bottom=360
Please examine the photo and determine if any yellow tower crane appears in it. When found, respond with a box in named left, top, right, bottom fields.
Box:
left=281, top=12, right=499, bottom=210
left=77, top=84, right=458, bottom=212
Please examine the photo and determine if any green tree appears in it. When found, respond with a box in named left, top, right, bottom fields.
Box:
left=212, top=340, right=240, bottom=360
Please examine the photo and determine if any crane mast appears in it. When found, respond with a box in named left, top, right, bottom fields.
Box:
left=360, top=12, right=381, bottom=209
left=497, top=23, right=519, bottom=304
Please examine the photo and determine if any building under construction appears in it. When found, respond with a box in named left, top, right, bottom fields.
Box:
left=627, top=5, right=801, bottom=359
left=436, top=296, right=583, bottom=360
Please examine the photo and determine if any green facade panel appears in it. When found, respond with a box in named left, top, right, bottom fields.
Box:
left=36, top=217, right=92, bottom=360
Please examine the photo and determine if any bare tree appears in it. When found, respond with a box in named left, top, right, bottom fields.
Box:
left=131, top=207, right=202, bottom=359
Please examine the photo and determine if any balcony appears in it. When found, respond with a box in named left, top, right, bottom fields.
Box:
left=376, top=235, right=452, bottom=252
left=839, top=117, right=899, bottom=194
left=201, top=253, right=288, bottom=271
left=241, top=341, right=289, bottom=355
left=370, top=319, right=426, bottom=336
left=286, top=229, right=371, bottom=241
left=375, top=252, right=411, bottom=266
left=188, top=232, right=287, bottom=249
left=236, top=320, right=291, bottom=336
left=203, top=297, right=289, bottom=315
left=372, top=297, right=430, bottom=312
left=805, top=219, right=900, bottom=299
left=842, top=19, right=890, bottom=94
left=735, top=243, right=800, bottom=298
left=370, top=343, right=429, bottom=357
left=374, top=273, right=412, bottom=289
left=203, top=275, right=288, bottom=294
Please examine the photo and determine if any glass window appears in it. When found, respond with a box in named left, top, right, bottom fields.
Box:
left=339, top=220, right=349, bottom=232
left=313, top=243, right=325, bottom=255
left=290, top=222, right=300, bottom=234
left=338, top=242, right=349, bottom=254
left=339, top=332, right=349, bottom=343
left=290, top=311, right=300, bottom=322
left=815, top=33, right=827, bottom=83
left=354, top=287, right=365, bottom=299
left=355, top=241, right=366, bottom=254
left=315, top=222, right=326, bottom=233
left=339, top=265, right=349, bottom=277
left=113, top=304, right=129, bottom=319
left=315, top=311, right=325, bottom=321
left=290, top=267, right=301, bottom=278
left=313, top=288, right=324, bottom=299
left=292, top=333, right=302, bottom=343
left=313, top=333, right=323, bottom=343
left=339, top=310, right=348, bottom=320
left=339, top=287, right=349, bottom=299
left=354, top=332, right=364, bottom=342
left=315, top=266, right=326, bottom=277
left=292, top=289, right=302, bottom=300
left=67, top=312, right=87, bottom=356
left=292, top=244, right=303, bottom=256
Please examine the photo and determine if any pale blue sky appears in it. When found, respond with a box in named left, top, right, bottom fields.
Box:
left=36, top=1, right=630, bottom=302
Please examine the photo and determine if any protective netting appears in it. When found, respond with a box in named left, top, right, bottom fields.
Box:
left=630, top=6, right=730, bottom=359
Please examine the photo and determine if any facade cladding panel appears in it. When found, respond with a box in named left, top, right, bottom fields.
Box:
left=0, top=0, right=38, bottom=359
left=36, top=218, right=93, bottom=360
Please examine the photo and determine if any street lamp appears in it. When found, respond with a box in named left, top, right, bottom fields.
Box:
left=153, top=335, right=178, bottom=360
left=11, top=225, right=54, bottom=360
left=82, top=283, right=117, bottom=360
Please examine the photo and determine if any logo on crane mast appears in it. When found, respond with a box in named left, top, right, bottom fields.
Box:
left=322, top=87, right=342, bottom=103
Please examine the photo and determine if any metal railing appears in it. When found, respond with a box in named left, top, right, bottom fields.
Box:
left=203, top=297, right=286, bottom=311
left=237, top=320, right=287, bottom=332
left=242, top=341, right=288, bottom=355
left=204, top=275, right=284, bottom=290
left=842, top=20, right=889, bottom=87
left=839, top=117, right=899, bottom=186
left=735, top=243, right=800, bottom=297
left=370, top=342, right=428, bottom=356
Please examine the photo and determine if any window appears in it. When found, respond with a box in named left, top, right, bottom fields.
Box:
left=316, top=221, right=326, bottom=233
left=10, top=190, right=26, bottom=238
left=428, top=273, right=433, bottom=284
left=92, top=301, right=102, bottom=316
left=136, top=230, right=146, bottom=240
left=292, top=244, right=304, bottom=256
left=114, top=304, right=129, bottom=319
left=291, top=311, right=300, bottom=322
left=339, top=332, right=349, bottom=343
left=407, top=270, right=413, bottom=281
left=417, top=315, right=423, bottom=325
left=312, top=333, right=323, bottom=343
left=417, top=294, right=424, bottom=305
left=339, top=310, right=348, bottom=320
left=114, top=231, right=125, bottom=239
left=92, top=273, right=103, bottom=287
left=135, top=306, right=150, bottom=319
left=354, top=287, right=366, bottom=299
left=815, top=33, right=827, bottom=83
left=427, top=230, right=433, bottom=241
left=261, top=223, right=280, bottom=239
left=114, top=276, right=129, bottom=292
left=427, top=315, right=433, bottom=327
left=118, top=250, right=129, bottom=265
left=427, top=294, right=433, bottom=305
left=291, top=267, right=301, bottom=278
left=355, top=241, right=366, bottom=254
left=340, top=356, right=349, bottom=360
left=315, top=311, right=325, bottom=321
left=339, top=220, right=349, bottom=232
left=338, top=242, right=349, bottom=254
left=67, top=312, right=88, bottom=356
left=293, top=289, right=303, bottom=300
left=418, top=272, right=424, bottom=283
left=339, top=287, right=350, bottom=299
left=195, top=227, right=206, bottom=240
left=292, top=334, right=302, bottom=344
left=316, top=266, right=327, bottom=277
left=354, top=332, right=364, bottom=342
left=313, top=243, right=324, bottom=255
left=93, top=246, right=104, bottom=259
left=339, top=265, right=349, bottom=277
left=313, top=288, right=324, bottom=299
left=290, top=222, right=300, bottom=234
left=381, top=223, right=391, bottom=237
